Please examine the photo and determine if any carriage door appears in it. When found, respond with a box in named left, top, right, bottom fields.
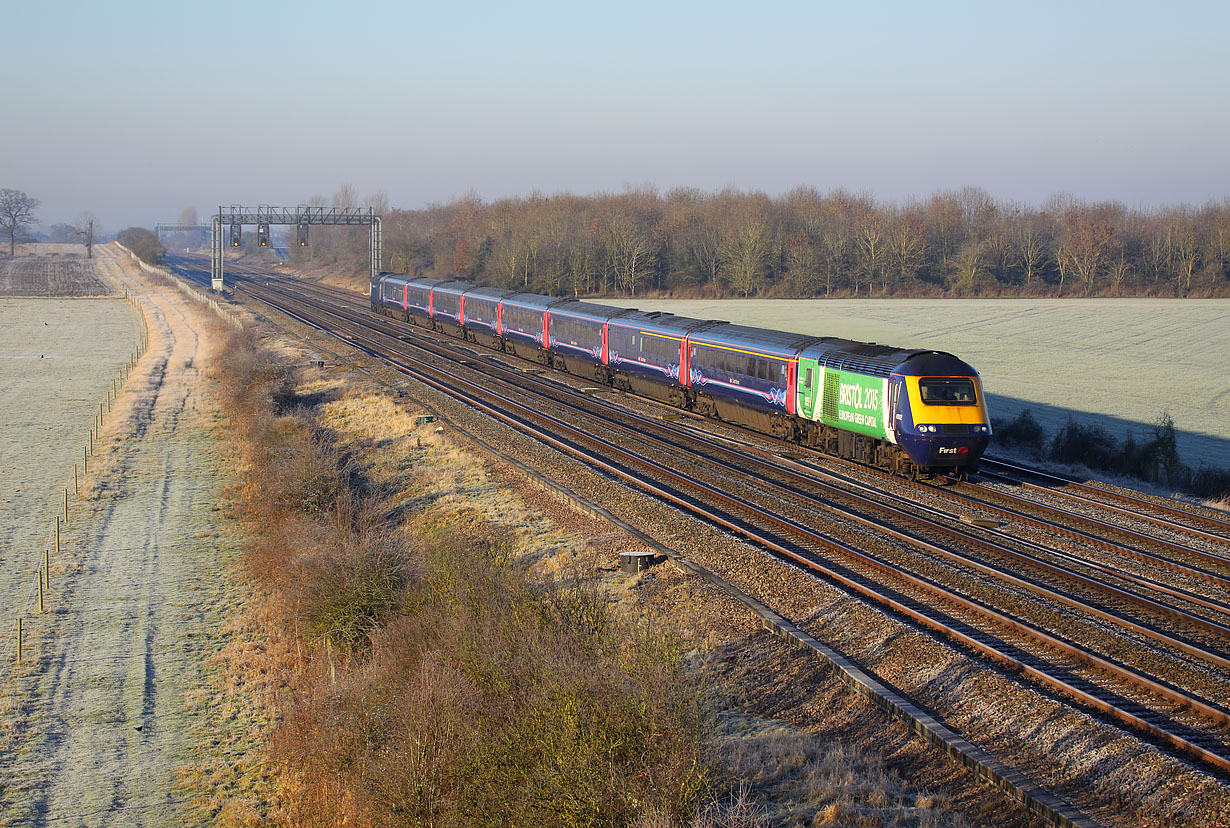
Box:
left=887, top=377, right=904, bottom=443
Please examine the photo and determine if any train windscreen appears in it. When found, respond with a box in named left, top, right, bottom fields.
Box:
left=918, top=378, right=977, bottom=405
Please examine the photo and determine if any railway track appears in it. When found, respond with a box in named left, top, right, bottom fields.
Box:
left=978, top=457, right=1230, bottom=544
left=217, top=269, right=1230, bottom=781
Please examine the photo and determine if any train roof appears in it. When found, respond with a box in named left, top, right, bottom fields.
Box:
left=461, top=286, right=516, bottom=301
left=549, top=300, right=640, bottom=323
left=406, top=277, right=449, bottom=290
left=501, top=292, right=568, bottom=311
left=430, top=280, right=476, bottom=297
left=897, top=350, right=978, bottom=377
left=798, top=338, right=977, bottom=377
left=606, top=310, right=717, bottom=337
left=689, top=322, right=821, bottom=359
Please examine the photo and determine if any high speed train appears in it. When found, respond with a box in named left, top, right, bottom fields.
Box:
left=371, top=273, right=992, bottom=479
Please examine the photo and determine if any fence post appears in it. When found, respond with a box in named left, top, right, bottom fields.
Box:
left=16, top=618, right=22, bottom=664
left=38, top=570, right=43, bottom=614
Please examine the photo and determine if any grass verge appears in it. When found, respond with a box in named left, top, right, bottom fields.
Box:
left=213, top=329, right=719, bottom=827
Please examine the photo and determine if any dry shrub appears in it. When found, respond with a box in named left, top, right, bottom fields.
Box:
left=215, top=329, right=712, bottom=827
left=275, top=512, right=711, bottom=828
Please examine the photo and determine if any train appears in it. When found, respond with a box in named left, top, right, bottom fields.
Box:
left=370, top=273, right=992, bottom=479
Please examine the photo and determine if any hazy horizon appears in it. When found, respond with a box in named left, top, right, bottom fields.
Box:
left=3, top=0, right=1228, bottom=232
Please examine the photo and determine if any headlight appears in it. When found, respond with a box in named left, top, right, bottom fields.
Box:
left=918, top=424, right=935, bottom=433
left=973, top=425, right=989, bottom=434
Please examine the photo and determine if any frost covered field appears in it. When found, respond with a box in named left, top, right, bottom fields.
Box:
left=603, top=298, right=1230, bottom=470
left=0, top=298, right=140, bottom=614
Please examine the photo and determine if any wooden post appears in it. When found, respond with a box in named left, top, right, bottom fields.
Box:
left=45, top=549, right=50, bottom=582
left=74, top=463, right=78, bottom=494
left=38, top=570, right=43, bottom=614
left=56, top=517, right=61, bottom=555
left=64, top=489, right=68, bottom=523
left=16, top=618, right=21, bottom=664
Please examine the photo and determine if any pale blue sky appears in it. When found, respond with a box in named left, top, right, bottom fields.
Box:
left=3, top=0, right=1227, bottom=230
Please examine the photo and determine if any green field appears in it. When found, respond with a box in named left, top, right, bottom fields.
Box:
left=601, top=298, right=1230, bottom=470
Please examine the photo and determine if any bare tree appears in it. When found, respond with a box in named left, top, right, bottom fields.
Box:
left=854, top=208, right=886, bottom=295
left=604, top=212, right=654, bottom=296
left=720, top=217, right=772, bottom=297
left=0, top=188, right=39, bottom=256
left=50, top=223, right=77, bottom=243
left=1012, top=210, right=1053, bottom=287
left=75, top=212, right=100, bottom=259
left=886, top=208, right=925, bottom=292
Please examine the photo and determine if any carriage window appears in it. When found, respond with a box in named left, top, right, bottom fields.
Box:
left=918, top=378, right=977, bottom=405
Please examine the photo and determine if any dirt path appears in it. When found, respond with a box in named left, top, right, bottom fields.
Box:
left=0, top=248, right=238, bottom=826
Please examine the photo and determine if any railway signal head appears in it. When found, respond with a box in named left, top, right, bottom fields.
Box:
left=297, top=223, right=309, bottom=247
left=257, top=223, right=270, bottom=247
left=229, top=224, right=241, bottom=247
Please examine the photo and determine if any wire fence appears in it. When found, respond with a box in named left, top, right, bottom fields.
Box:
left=2, top=288, right=148, bottom=669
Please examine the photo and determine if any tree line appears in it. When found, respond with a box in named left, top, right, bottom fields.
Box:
left=299, top=185, right=1230, bottom=298
left=1, top=187, right=104, bottom=258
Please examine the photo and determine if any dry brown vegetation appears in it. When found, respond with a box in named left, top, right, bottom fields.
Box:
left=214, top=330, right=720, bottom=828
left=207, top=315, right=1044, bottom=827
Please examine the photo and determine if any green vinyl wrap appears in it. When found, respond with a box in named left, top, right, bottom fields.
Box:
left=797, top=358, right=891, bottom=441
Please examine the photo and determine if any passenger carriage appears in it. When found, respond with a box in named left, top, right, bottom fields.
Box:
left=373, top=272, right=413, bottom=317
left=403, top=277, right=447, bottom=326
left=685, top=324, right=817, bottom=439
left=546, top=301, right=638, bottom=383
left=460, top=287, right=514, bottom=349
left=498, top=293, right=564, bottom=364
left=428, top=281, right=473, bottom=338
left=605, top=311, right=717, bottom=407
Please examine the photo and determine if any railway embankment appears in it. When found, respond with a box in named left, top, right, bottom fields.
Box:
left=217, top=280, right=1056, bottom=827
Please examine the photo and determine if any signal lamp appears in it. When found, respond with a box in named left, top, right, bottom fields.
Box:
left=229, top=224, right=241, bottom=247
left=297, top=223, right=309, bottom=247
left=257, top=223, right=270, bottom=247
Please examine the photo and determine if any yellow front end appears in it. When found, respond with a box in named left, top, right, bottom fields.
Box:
left=895, top=374, right=992, bottom=469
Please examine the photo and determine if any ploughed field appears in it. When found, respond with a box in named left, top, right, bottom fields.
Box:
left=0, top=254, right=113, bottom=296
left=603, top=297, right=1230, bottom=469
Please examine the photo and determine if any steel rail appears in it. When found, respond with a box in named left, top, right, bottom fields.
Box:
left=220, top=271, right=1100, bottom=828
left=271, top=277, right=1230, bottom=650
left=238, top=278, right=1230, bottom=774
left=983, top=457, right=1230, bottom=537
